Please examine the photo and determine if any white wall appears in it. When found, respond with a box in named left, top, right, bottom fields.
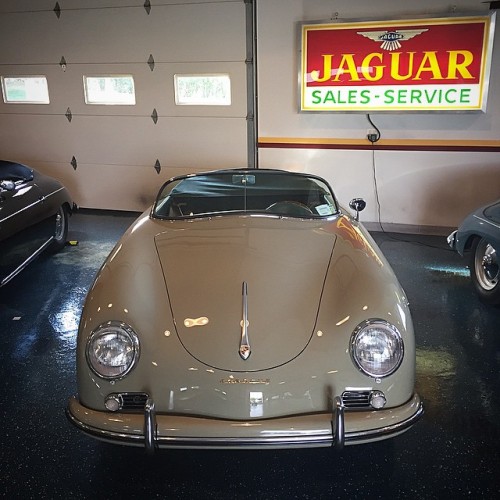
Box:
left=256, top=0, right=500, bottom=233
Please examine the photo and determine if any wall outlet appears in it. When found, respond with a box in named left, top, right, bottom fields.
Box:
left=367, top=129, right=379, bottom=143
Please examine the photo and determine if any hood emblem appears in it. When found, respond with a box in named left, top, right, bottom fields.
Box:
left=184, top=317, right=209, bottom=328
left=220, top=378, right=270, bottom=385
left=239, top=282, right=251, bottom=360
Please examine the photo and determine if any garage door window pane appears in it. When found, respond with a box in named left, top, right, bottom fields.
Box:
left=1, top=76, right=50, bottom=104
left=174, top=74, right=231, bottom=105
left=84, top=75, right=136, bottom=105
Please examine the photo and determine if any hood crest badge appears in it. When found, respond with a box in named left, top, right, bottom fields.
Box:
left=184, top=317, right=209, bottom=328
left=239, top=282, right=251, bottom=360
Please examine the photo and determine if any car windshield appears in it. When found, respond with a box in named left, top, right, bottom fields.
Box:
left=152, top=170, right=338, bottom=219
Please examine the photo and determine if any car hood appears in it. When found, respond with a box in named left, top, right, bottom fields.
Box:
left=154, top=216, right=336, bottom=372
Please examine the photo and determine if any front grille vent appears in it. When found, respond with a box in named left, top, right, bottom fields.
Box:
left=119, top=392, right=149, bottom=411
left=341, top=390, right=371, bottom=409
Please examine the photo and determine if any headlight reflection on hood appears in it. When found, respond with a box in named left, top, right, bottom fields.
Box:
left=350, top=319, right=403, bottom=378
left=86, top=321, right=140, bottom=379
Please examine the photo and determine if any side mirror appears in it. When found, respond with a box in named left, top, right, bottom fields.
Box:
left=349, top=198, right=366, bottom=221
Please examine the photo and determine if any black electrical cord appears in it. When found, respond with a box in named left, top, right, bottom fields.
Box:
left=366, top=114, right=452, bottom=251
left=366, top=113, right=381, bottom=143
left=370, top=147, right=383, bottom=232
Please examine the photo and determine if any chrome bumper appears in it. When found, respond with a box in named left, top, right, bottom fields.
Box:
left=67, top=393, right=423, bottom=452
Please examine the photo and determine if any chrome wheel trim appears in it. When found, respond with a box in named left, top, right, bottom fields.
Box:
left=54, top=207, right=66, bottom=241
left=475, top=240, right=499, bottom=291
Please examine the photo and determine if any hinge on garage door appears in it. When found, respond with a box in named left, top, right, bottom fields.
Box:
left=54, top=2, right=61, bottom=19
left=147, top=54, right=155, bottom=72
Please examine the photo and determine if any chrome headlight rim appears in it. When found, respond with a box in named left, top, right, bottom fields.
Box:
left=350, top=319, right=404, bottom=379
left=85, top=321, right=140, bottom=380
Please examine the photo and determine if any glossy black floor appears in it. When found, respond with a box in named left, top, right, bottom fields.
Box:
left=1, top=210, right=499, bottom=499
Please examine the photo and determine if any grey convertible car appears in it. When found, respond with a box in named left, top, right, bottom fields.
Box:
left=67, top=169, right=423, bottom=452
left=0, top=160, right=74, bottom=287
left=448, top=199, right=500, bottom=305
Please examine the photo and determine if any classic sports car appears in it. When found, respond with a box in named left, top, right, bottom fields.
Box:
left=448, top=199, right=500, bottom=305
left=67, top=169, right=423, bottom=452
left=0, top=160, right=74, bottom=287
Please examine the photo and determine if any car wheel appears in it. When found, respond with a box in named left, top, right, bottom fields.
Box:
left=469, top=237, right=500, bottom=305
left=49, top=205, right=69, bottom=253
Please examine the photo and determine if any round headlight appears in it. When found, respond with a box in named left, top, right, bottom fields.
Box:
left=86, top=321, right=140, bottom=379
left=350, top=319, right=404, bottom=378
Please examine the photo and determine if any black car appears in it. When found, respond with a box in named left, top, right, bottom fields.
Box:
left=0, top=160, right=74, bottom=287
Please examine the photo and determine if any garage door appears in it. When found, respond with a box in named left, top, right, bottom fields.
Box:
left=0, top=0, right=253, bottom=211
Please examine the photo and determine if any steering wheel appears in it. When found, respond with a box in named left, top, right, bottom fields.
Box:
left=265, top=201, right=313, bottom=216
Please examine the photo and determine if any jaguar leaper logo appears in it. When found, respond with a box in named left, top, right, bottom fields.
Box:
left=357, top=29, right=428, bottom=51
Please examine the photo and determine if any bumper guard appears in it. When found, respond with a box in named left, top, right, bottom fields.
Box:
left=67, top=393, right=423, bottom=452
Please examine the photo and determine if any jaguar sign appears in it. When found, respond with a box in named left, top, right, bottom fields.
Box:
left=299, top=14, right=496, bottom=112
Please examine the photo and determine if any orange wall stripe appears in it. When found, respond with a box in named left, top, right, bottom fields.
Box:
left=258, top=137, right=500, bottom=152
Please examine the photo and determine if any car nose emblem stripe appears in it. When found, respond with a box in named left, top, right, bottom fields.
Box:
left=239, top=282, right=251, bottom=360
